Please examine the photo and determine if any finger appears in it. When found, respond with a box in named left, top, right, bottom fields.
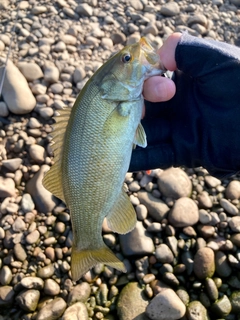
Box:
left=158, top=32, right=182, bottom=71
left=143, top=76, right=176, bottom=102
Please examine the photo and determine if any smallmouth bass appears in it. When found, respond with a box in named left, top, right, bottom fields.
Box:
left=43, top=37, right=165, bottom=281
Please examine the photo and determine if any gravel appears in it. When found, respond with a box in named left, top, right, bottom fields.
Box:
left=0, top=0, right=240, bottom=319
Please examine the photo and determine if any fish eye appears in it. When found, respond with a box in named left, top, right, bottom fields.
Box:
left=121, top=53, right=132, bottom=63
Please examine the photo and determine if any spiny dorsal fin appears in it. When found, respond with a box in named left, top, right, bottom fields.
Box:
left=42, top=107, right=72, bottom=203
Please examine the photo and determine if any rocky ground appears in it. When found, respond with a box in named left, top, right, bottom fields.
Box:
left=1, top=0, right=240, bottom=319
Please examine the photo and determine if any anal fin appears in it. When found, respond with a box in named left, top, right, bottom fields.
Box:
left=106, top=189, right=137, bottom=234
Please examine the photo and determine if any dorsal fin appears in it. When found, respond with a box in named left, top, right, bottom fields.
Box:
left=42, top=107, right=72, bottom=203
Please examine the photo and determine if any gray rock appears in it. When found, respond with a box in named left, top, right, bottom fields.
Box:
left=26, top=164, right=59, bottom=213
left=16, top=289, right=40, bottom=312
left=157, top=168, right=192, bottom=199
left=138, top=191, right=169, bottom=222
left=21, top=277, right=44, bottom=290
left=29, top=144, right=46, bottom=163
left=0, top=101, right=9, bottom=117
left=117, top=282, right=149, bottom=320
left=37, top=264, right=55, bottom=279
left=211, top=294, right=232, bottom=317
left=76, top=3, right=93, bottom=16
left=193, top=247, right=215, bottom=279
left=0, top=286, right=15, bottom=306
left=62, top=302, right=89, bottom=320
left=67, top=282, right=91, bottom=305
left=229, top=216, right=240, bottom=232
left=12, top=216, right=25, bottom=232
left=14, top=243, right=27, bottom=262
left=220, top=198, right=238, bottom=215
left=111, top=32, right=126, bottom=44
left=32, top=6, right=48, bottom=14
left=44, top=279, right=60, bottom=296
left=129, top=0, right=143, bottom=10
left=135, top=204, right=148, bottom=220
left=119, top=221, right=154, bottom=256
left=44, top=65, right=59, bottom=83
left=36, top=297, right=67, bottom=320
left=160, top=2, right=180, bottom=16
left=226, top=180, right=240, bottom=199
left=2, top=158, right=22, bottom=171
left=155, top=244, right=174, bottom=264
left=187, top=301, right=209, bottom=320
left=31, top=83, right=47, bottom=95
left=21, top=193, right=35, bottom=213
left=0, top=60, right=36, bottom=114
left=0, top=177, right=16, bottom=197
left=146, top=288, right=186, bottom=320
left=204, top=175, right=221, bottom=188
left=168, top=197, right=199, bottom=228
left=215, top=251, right=232, bottom=277
left=18, top=62, right=43, bottom=81
left=25, top=230, right=40, bottom=244
left=0, top=266, right=12, bottom=285
left=205, top=278, right=218, bottom=301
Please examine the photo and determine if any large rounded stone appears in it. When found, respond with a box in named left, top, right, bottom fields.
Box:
left=187, top=301, right=209, bottom=320
left=193, top=247, right=215, bottom=279
left=157, top=168, right=192, bottom=199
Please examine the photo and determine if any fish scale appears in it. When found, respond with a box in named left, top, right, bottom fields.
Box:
left=43, top=37, right=165, bottom=281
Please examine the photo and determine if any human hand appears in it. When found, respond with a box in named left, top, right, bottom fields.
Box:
left=130, top=32, right=240, bottom=177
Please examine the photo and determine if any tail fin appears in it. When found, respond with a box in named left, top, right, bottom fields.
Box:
left=71, top=244, right=126, bottom=281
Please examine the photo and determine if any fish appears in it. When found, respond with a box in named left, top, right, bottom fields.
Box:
left=43, top=37, right=165, bottom=281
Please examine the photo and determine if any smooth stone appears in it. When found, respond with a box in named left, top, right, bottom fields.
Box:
left=31, top=83, right=47, bottom=95
left=193, top=247, right=215, bottom=279
left=68, top=282, right=91, bottom=305
left=230, top=291, right=240, bottom=314
left=29, top=144, right=46, bottom=163
left=0, top=266, right=12, bottom=285
left=0, top=177, right=16, bottom=197
left=14, top=243, right=27, bottom=262
left=12, top=216, right=25, bottom=232
left=44, top=279, right=60, bottom=296
left=146, top=288, right=186, bottom=320
left=26, top=164, right=59, bottom=213
left=21, top=193, right=35, bottom=213
left=119, top=221, right=154, bottom=256
left=0, top=286, right=15, bottom=306
left=36, top=297, right=67, bottom=320
left=137, top=191, right=169, bottom=221
left=0, top=60, right=36, bottom=114
left=199, top=209, right=212, bottom=224
left=18, top=62, right=43, bottom=81
left=135, top=204, right=148, bottom=220
left=62, top=302, right=88, bottom=320
left=220, top=198, right=238, bottom=215
left=0, top=101, right=9, bottom=117
left=211, top=295, right=232, bottom=317
left=215, top=251, right=232, bottom=277
left=76, top=3, right=93, bottom=16
left=226, top=180, right=240, bottom=199
left=111, top=32, right=126, bottom=44
left=187, top=301, right=209, bottom=320
left=205, top=278, right=218, bottom=301
left=197, top=191, right=212, bottom=209
left=25, top=230, right=40, bottom=244
left=204, top=175, right=221, bottom=188
left=160, top=2, right=180, bottom=16
left=37, top=264, right=55, bottom=279
left=21, top=277, right=44, bottom=290
left=32, top=6, right=47, bottom=14
left=168, top=197, right=199, bottom=228
left=44, top=65, right=59, bottom=83
left=188, top=14, right=208, bottom=27
left=117, top=282, right=149, bottom=320
left=62, top=34, right=77, bottom=45
left=16, top=289, right=40, bottom=312
left=229, top=216, right=240, bottom=232
left=157, top=168, right=192, bottom=199
left=155, top=244, right=174, bottom=264
left=231, top=233, right=240, bottom=247
left=2, top=158, right=22, bottom=171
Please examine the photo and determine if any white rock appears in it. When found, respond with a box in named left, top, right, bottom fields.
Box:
left=18, top=62, right=43, bottom=82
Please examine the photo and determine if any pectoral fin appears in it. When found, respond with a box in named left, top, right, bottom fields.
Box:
left=133, top=123, right=147, bottom=148
left=106, top=189, right=137, bottom=234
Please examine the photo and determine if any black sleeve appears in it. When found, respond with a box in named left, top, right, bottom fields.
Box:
left=129, top=33, right=240, bottom=178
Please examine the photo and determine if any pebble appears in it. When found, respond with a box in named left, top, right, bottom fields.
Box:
left=193, top=247, right=215, bottom=279
left=230, top=291, right=240, bottom=314
left=215, top=251, right=232, bottom=277
left=119, top=221, right=154, bottom=256
left=146, top=288, right=186, bottom=320
left=67, top=282, right=91, bottom=305
left=211, top=294, right=232, bottom=317
left=168, top=197, right=199, bottom=228
left=137, top=191, right=169, bottom=221
left=44, top=65, right=60, bottom=83
left=14, top=243, right=27, bottom=262
left=36, top=297, right=67, bottom=320
left=37, top=264, right=55, bottom=279
left=76, top=3, right=93, bottom=16
left=0, top=101, right=9, bottom=117
left=225, top=180, right=240, bottom=199
left=12, top=217, right=25, bottom=232
left=21, top=193, right=35, bottom=213
left=155, top=244, right=174, bottom=264
left=62, top=302, right=89, bottom=320
left=25, top=229, right=40, bottom=244
left=18, top=62, right=43, bottom=81
left=187, top=301, right=209, bottom=320
left=0, top=286, right=15, bottom=306
left=220, top=198, right=238, bottom=215
left=44, top=279, right=60, bottom=296
left=16, top=289, right=40, bottom=312
left=0, top=60, right=36, bottom=114
left=229, top=216, right=240, bottom=232
left=205, top=278, right=218, bottom=301
left=21, top=277, right=44, bottom=290
left=2, top=158, right=22, bottom=171
left=197, top=191, right=212, bottom=209
left=0, top=266, right=12, bottom=285
left=117, top=282, right=149, bottom=320
left=157, top=168, right=192, bottom=199
left=0, top=177, right=16, bottom=197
